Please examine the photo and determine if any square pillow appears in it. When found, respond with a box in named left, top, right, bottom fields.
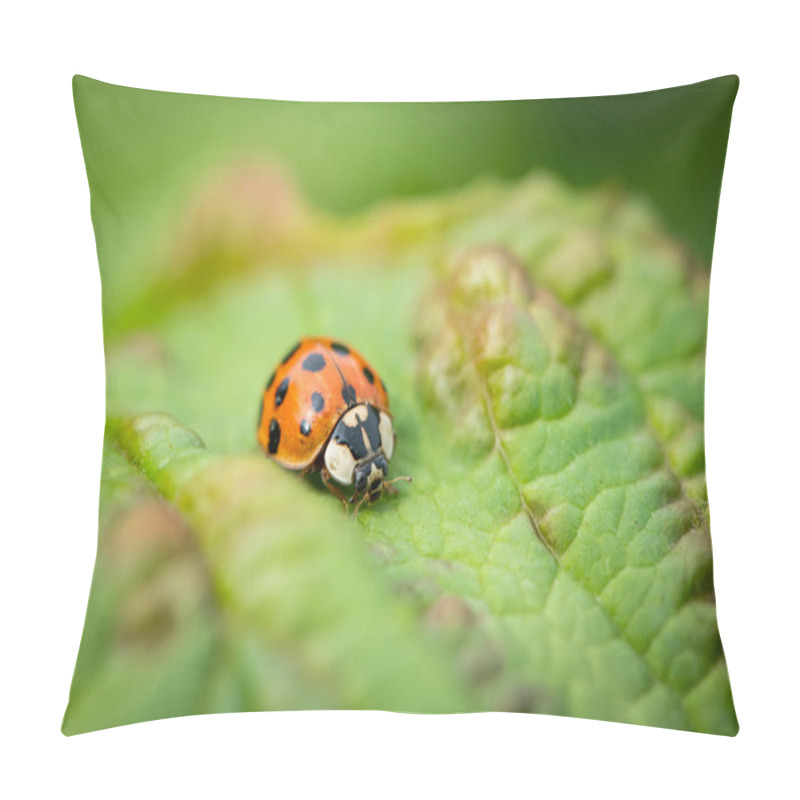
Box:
left=64, top=75, right=738, bottom=736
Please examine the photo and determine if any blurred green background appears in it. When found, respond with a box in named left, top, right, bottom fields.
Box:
left=75, top=75, right=737, bottom=272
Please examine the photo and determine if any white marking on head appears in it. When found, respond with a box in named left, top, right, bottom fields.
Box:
left=379, top=411, right=394, bottom=461
left=324, top=440, right=356, bottom=486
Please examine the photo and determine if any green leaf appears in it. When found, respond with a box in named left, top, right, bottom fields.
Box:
left=65, top=172, right=736, bottom=735
left=63, top=416, right=478, bottom=735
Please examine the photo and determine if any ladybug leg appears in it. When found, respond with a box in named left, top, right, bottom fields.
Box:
left=351, top=491, right=370, bottom=519
left=321, top=468, right=350, bottom=514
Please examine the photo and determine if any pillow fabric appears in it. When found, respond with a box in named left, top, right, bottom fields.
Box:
left=64, top=75, right=739, bottom=736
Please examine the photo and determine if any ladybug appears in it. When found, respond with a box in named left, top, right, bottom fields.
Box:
left=257, top=337, right=411, bottom=513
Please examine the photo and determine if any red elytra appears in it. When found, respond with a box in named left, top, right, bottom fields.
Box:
left=257, top=337, right=409, bottom=512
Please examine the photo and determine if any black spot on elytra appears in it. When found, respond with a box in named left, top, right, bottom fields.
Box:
left=311, top=391, right=325, bottom=413
left=342, top=383, right=356, bottom=407
left=331, top=342, right=350, bottom=356
left=363, top=366, right=375, bottom=384
left=268, top=418, right=281, bottom=454
left=265, top=370, right=276, bottom=392
left=274, top=377, right=289, bottom=407
left=300, top=419, right=312, bottom=437
left=302, top=353, right=326, bottom=372
left=281, top=342, right=301, bottom=364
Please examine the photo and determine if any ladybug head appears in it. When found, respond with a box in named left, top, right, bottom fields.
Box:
left=354, top=453, right=389, bottom=504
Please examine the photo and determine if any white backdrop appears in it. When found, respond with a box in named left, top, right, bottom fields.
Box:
left=3, top=2, right=798, bottom=797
